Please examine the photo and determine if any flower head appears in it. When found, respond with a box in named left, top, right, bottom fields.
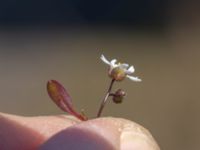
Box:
left=100, top=54, right=142, bottom=82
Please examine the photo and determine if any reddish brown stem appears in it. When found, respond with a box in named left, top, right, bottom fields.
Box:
left=97, top=79, right=115, bottom=117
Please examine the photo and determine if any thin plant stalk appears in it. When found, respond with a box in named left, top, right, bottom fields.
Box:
left=97, top=79, right=115, bottom=117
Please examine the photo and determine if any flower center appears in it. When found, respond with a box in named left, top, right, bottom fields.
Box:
left=110, top=67, right=126, bottom=81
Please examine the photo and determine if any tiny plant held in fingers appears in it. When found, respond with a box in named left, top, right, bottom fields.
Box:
left=47, top=54, right=141, bottom=120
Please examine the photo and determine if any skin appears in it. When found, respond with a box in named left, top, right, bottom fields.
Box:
left=0, top=113, right=160, bottom=150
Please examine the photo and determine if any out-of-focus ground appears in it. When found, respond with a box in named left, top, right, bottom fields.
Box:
left=0, top=25, right=199, bottom=150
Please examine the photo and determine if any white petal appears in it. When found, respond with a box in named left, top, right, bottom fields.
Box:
left=126, top=66, right=135, bottom=74
left=110, top=59, right=117, bottom=68
left=126, top=75, right=142, bottom=82
left=120, top=63, right=129, bottom=69
left=100, top=54, right=110, bottom=65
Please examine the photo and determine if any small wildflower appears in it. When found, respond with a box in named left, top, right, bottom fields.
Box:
left=100, top=54, right=142, bottom=82
left=47, top=54, right=142, bottom=119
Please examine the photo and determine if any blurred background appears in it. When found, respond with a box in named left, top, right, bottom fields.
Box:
left=0, top=0, right=200, bottom=149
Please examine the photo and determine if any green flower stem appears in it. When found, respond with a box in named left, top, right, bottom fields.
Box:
left=97, top=79, right=115, bottom=117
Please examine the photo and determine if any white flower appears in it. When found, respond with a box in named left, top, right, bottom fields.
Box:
left=100, top=54, right=142, bottom=82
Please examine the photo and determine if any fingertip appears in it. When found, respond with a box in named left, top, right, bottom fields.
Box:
left=39, top=117, right=160, bottom=150
left=0, top=113, right=44, bottom=150
left=39, top=117, right=119, bottom=150
left=0, top=113, right=80, bottom=150
left=39, top=126, right=116, bottom=150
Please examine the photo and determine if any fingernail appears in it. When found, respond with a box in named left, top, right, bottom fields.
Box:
left=120, top=126, right=160, bottom=150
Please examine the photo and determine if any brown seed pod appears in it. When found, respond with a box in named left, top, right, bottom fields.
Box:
left=112, top=89, right=126, bottom=104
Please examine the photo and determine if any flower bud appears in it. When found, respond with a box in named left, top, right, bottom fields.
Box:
left=112, top=89, right=126, bottom=104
